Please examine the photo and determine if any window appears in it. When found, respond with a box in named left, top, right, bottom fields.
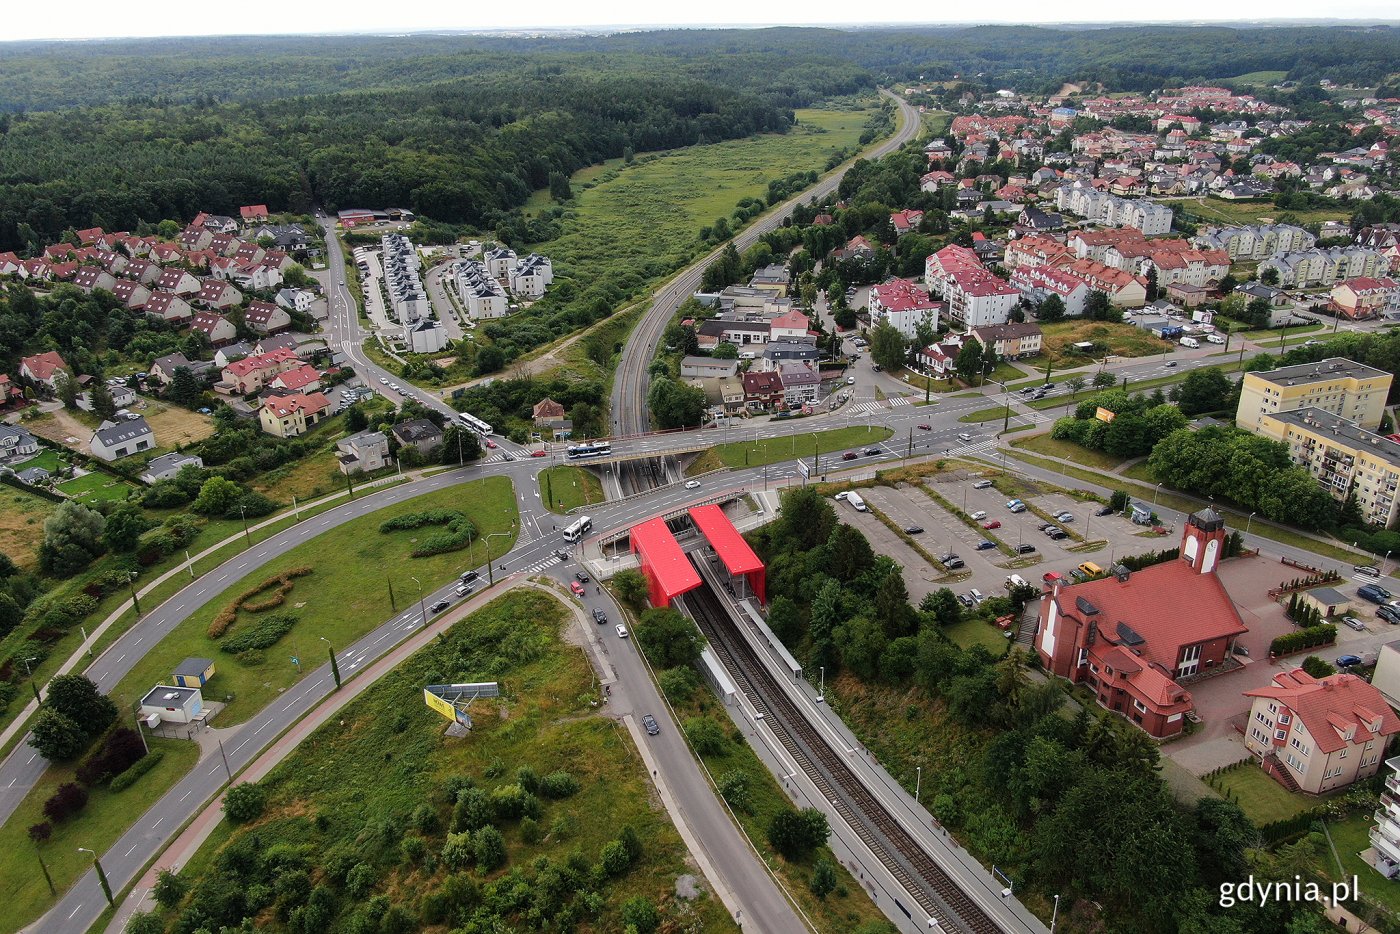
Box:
left=1279, top=714, right=1290, bottom=725
left=1275, top=729, right=1287, bottom=740
left=1340, top=748, right=1348, bottom=758
left=1133, top=699, right=1147, bottom=713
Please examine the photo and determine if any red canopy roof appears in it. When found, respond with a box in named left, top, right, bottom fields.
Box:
left=630, top=517, right=701, bottom=607
left=689, top=505, right=763, bottom=575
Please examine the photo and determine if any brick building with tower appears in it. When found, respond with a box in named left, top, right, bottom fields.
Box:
left=1034, top=508, right=1249, bottom=737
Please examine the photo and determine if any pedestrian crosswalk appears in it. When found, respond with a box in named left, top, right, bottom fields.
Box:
left=520, top=554, right=564, bottom=574
left=887, top=396, right=912, bottom=407
left=952, top=439, right=1000, bottom=458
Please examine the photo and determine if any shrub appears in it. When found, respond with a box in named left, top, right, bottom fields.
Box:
left=810, top=857, right=837, bottom=898
left=539, top=770, right=579, bottom=799
left=77, top=727, right=146, bottom=786
left=207, top=567, right=313, bottom=638
left=767, top=807, right=830, bottom=861
left=223, top=782, right=267, bottom=823
left=599, top=839, right=631, bottom=878
left=718, top=770, right=752, bottom=813
left=42, top=781, right=89, bottom=823
left=441, top=832, right=475, bottom=870
left=110, top=751, right=163, bottom=791
left=1270, top=624, right=1338, bottom=657
left=401, top=835, right=428, bottom=864
left=473, top=826, right=507, bottom=872
left=659, top=665, right=700, bottom=703
left=519, top=816, right=541, bottom=844
left=219, top=612, right=299, bottom=653
left=345, top=862, right=377, bottom=899
left=620, top=897, right=661, bottom=934
left=684, top=717, right=729, bottom=756
left=125, top=912, right=166, bottom=934
left=27, top=821, right=51, bottom=843
left=153, top=868, right=189, bottom=909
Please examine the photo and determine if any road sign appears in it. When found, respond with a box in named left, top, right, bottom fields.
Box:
left=290, top=656, right=299, bottom=666
left=423, top=682, right=501, bottom=729
left=796, top=459, right=810, bottom=478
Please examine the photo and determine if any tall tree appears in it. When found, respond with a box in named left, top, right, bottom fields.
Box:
left=38, top=500, right=106, bottom=576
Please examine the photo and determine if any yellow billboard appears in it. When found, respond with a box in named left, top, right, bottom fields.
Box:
left=1095, top=407, right=1116, bottom=423
left=423, top=688, right=457, bottom=723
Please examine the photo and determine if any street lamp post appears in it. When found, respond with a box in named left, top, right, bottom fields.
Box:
left=1051, top=894, right=1061, bottom=933
left=816, top=666, right=825, bottom=704
left=483, top=527, right=515, bottom=587
left=1384, top=550, right=1394, bottom=577
left=238, top=504, right=251, bottom=547
left=1152, top=483, right=1163, bottom=508
left=77, top=847, right=114, bottom=906
left=1245, top=511, right=1257, bottom=539
left=915, top=765, right=922, bottom=803
left=411, top=577, right=426, bottom=625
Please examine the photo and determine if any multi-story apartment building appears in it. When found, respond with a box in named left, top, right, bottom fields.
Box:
left=453, top=260, right=510, bottom=319
left=1258, top=247, right=1390, bottom=290
left=1053, top=184, right=1174, bottom=235
left=1192, top=224, right=1315, bottom=261
left=1236, top=357, right=1392, bottom=433
left=1256, top=408, right=1400, bottom=528
left=1371, top=757, right=1400, bottom=878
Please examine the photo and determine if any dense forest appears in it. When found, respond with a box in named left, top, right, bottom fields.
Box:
left=0, top=25, right=1397, bottom=114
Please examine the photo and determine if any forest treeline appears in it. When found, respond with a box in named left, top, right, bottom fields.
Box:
left=0, top=25, right=1398, bottom=113
left=0, top=69, right=867, bottom=253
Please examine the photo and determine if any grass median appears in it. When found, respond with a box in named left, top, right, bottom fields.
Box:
left=689, top=425, right=895, bottom=474
left=539, top=465, right=605, bottom=515
left=108, top=476, right=519, bottom=727
left=0, top=736, right=200, bottom=932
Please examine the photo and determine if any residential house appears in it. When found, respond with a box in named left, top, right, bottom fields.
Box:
left=189, top=311, right=238, bottom=347
left=255, top=334, right=301, bottom=356
left=141, top=452, right=204, bottom=483
left=194, top=279, right=242, bottom=310
left=214, top=342, right=257, bottom=367
left=680, top=357, right=741, bottom=380
left=532, top=398, right=567, bottom=426
left=868, top=278, right=942, bottom=339
left=404, top=319, right=448, bottom=354
left=1060, top=258, right=1148, bottom=308
left=391, top=419, right=444, bottom=457
left=1193, top=224, right=1315, bottom=261
left=239, top=204, right=270, bottom=223
left=243, top=300, right=292, bottom=335
left=0, top=374, right=23, bottom=407
left=454, top=259, right=509, bottom=319
left=1331, top=277, right=1400, bottom=320
left=1036, top=509, right=1249, bottom=737
left=0, top=424, right=39, bottom=459
left=696, top=319, right=770, bottom=350
left=741, top=371, right=784, bottom=412
left=1010, top=265, right=1091, bottom=317
left=687, top=377, right=745, bottom=417
left=110, top=279, right=151, bottom=310
left=149, top=352, right=214, bottom=387
left=275, top=288, right=314, bottom=313
left=71, top=267, right=117, bottom=294
left=1244, top=668, right=1400, bottom=794
left=218, top=348, right=303, bottom=395
left=1255, top=408, right=1400, bottom=528
left=915, top=339, right=965, bottom=378
left=890, top=209, right=924, bottom=236
left=154, top=268, right=201, bottom=295
left=19, top=351, right=69, bottom=392
left=259, top=392, right=330, bottom=437
left=78, top=383, right=135, bottom=412
left=768, top=310, right=811, bottom=342
left=268, top=365, right=322, bottom=394
left=230, top=261, right=283, bottom=292
left=1167, top=283, right=1210, bottom=308
left=776, top=362, right=821, bottom=407
left=484, top=246, right=517, bottom=279
left=124, top=259, right=161, bottom=285
left=336, top=430, right=390, bottom=474
left=178, top=227, right=213, bottom=251
left=90, top=417, right=156, bottom=461
left=507, top=254, right=554, bottom=297
left=143, top=291, right=193, bottom=324
left=760, top=341, right=820, bottom=371
left=970, top=323, right=1043, bottom=360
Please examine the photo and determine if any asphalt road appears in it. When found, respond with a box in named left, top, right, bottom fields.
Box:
left=610, top=90, right=924, bottom=438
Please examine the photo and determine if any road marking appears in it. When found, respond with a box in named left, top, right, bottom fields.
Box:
left=283, top=701, right=297, bottom=711
left=26, top=753, right=36, bottom=765
left=125, top=844, right=139, bottom=857
left=172, top=603, right=183, bottom=612
left=133, top=637, right=142, bottom=645
left=217, top=574, right=228, bottom=582
left=116, top=653, right=125, bottom=663
left=152, top=817, right=163, bottom=828
left=253, top=723, right=266, bottom=734
left=69, top=905, right=82, bottom=919
left=181, top=789, right=193, bottom=801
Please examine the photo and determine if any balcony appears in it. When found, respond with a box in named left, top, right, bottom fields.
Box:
left=1373, top=825, right=1400, bottom=866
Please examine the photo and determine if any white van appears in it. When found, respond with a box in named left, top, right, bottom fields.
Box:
left=1005, top=574, right=1028, bottom=591
left=1206, top=333, right=1227, bottom=344
left=1179, top=337, right=1199, bottom=349
left=846, top=492, right=868, bottom=512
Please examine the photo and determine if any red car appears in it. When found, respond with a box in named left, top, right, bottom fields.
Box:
left=917, top=423, right=931, bottom=431
left=484, top=439, right=498, bottom=449
left=982, top=520, right=1001, bottom=530
left=842, top=451, right=858, bottom=460
left=569, top=581, right=585, bottom=596
left=530, top=449, right=546, bottom=458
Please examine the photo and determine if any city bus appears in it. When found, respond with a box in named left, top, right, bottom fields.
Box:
left=458, top=412, right=493, bottom=436
left=565, top=441, right=612, bottom=460
left=562, top=515, right=593, bottom=543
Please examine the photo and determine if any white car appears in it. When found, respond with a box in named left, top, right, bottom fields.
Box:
left=685, top=480, right=701, bottom=489
left=389, top=383, right=400, bottom=391
left=615, top=624, right=629, bottom=639
left=846, top=376, right=856, bottom=385
left=970, top=510, right=988, bottom=520
left=379, top=377, right=389, bottom=385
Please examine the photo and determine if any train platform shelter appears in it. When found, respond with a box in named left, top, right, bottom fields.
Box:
left=688, top=504, right=766, bottom=604
left=630, top=516, right=702, bottom=608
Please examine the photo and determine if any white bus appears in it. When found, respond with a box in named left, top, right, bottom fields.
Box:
left=562, top=515, right=593, bottom=543
left=565, top=442, right=612, bottom=460
left=458, top=412, right=493, bottom=436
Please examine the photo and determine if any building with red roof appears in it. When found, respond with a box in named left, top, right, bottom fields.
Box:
left=258, top=391, right=329, bottom=437
left=689, top=505, right=765, bottom=604
left=240, top=204, right=270, bottom=222
left=1035, top=508, right=1248, bottom=737
left=1244, top=668, right=1400, bottom=794
left=630, top=517, right=702, bottom=608
left=269, top=364, right=322, bottom=394
left=18, top=351, right=69, bottom=391
left=890, top=209, right=924, bottom=237
left=868, top=278, right=942, bottom=338
left=219, top=347, right=302, bottom=395
left=1331, top=276, right=1400, bottom=320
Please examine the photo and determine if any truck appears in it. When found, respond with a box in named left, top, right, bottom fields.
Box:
left=1179, top=336, right=1200, bottom=348
left=846, top=491, right=868, bottom=512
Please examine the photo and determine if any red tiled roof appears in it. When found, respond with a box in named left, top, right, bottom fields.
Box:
left=20, top=351, right=67, bottom=382
left=273, top=365, right=320, bottom=391
left=224, top=347, right=300, bottom=378
left=1246, top=668, right=1400, bottom=754
left=263, top=391, right=328, bottom=419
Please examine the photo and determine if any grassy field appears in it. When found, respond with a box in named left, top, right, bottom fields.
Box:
left=1224, top=70, right=1288, bottom=87
left=1325, top=815, right=1400, bottom=915
left=1163, top=198, right=1350, bottom=228
left=526, top=105, right=879, bottom=281
left=1010, top=434, right=1131, bottom=471
left=1210, top=764, right=1319, bottom=825
left=1035, top=321, right=1167, bottom=367
left=14, top=449, right=66, bottom=473
left=55, top=470, right=138, bottom=504
left=539, top=465, right=605, bottom=514
left=673, top=676, right=896, bottom=933
left=0, top=483, right=58, bottom=568
left=109, top=477, right=519, bottom=726
left=688, top=425, right=895, bottom=474
left=139, top=400, right=216, bottom=449
left=0, top=736, right=199, bottom=932
left=147, top=590, right=731, bottom=933
left=945, top=617, right=1014, bottom=653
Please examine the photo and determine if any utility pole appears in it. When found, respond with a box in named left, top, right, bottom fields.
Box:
left=133, top=711, right=149, bottom=755
left=217, top=739, right=232, bottom=781
left=127, top=573, right=142, bottom=618
left=238, top=504, right=251, bottom=547
left=322, top=637, right=341, bottom=690
left=345, top=470, right=356, bottom=500
left=35, top=846, right=55, bottom=896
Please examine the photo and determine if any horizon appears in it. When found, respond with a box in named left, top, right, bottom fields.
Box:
left=4, top=9, right=1400, bottom=44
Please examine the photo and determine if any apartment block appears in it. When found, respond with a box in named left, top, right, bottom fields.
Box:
left=1257, top=408, right=1400, bottom=527
left=1236, top=357, right=1391, bottom=433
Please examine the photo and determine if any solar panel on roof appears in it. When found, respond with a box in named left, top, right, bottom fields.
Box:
left=1116, top=622, right=1145, bottom=646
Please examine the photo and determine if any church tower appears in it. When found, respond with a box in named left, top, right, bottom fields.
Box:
left=1181, top=507, right=1227, bottom=575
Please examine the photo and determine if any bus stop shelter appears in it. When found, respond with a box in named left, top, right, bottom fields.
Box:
left=630, top=517, right=702, bottom=608
left=688, top=504, right=766, bottom=604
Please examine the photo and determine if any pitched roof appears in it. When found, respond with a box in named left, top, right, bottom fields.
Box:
left=1246, top=669, right=1400, bottom=754
left=93, top=416, right=153, bottom=447
left=20, top=351, right=67, bottom=382
left=262, top=391, right=329, bottom=419
left=272, top=365, right=320, bottom=391
left=243, top=300, right=286, bottom=325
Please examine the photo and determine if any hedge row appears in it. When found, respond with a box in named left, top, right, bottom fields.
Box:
left=1270, top=624, right=1338, bottom=657
left=410, top=517, right=477, bottom=558
left=208, top=566, right=313, bottom=639
left=380, top=509, right=469, bottom=532
left=110, top=751, right=164, bottom=792
left=76, top=727, right=145, bottom=787
left=220, top=612, right=299, bottom=654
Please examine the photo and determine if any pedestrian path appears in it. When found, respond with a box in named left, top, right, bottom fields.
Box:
left=887, top=396, right=911, bottom=407
left=520, top=553, right=564, bottom=574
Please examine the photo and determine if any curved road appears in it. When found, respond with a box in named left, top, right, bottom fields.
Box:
left=611, top=90, right=924, bottom=437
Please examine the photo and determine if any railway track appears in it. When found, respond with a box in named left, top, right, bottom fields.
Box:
left=681, top=574, right=1007, bottom=934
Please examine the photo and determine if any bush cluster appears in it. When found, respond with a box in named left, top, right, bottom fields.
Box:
left=220, top=612, right=299, bottom=654
left=110, top=750, right=164, bottom=792
left=208, top=567, right=313, bottom=638
left=42, top=781, right=89, bottom=823
left=76, top=727, right=146, bottom=786
left=380, top=510, right=477, bottom=558
left=1270, top=624, right=1338, bottom=657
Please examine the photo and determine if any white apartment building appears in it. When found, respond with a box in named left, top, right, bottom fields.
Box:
left=1192, top=224, right=1315, bottom=261
left=454, top=260, right=510, bottom=319
left=1053, top=184, right=1173, bottom=236
left=1259, top=247, right=1391, bottom=290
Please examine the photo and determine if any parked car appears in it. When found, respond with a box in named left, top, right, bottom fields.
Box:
left=1095, top=506, right=1114, bottom=516
left=685, top=479, right=701, bottom=489
left=1042, top=525, right=1061, bottom=536
left=970, top=510, right=988, bottom=520
left=942, top=554, right=965, bottom=569
left=1043, top=571, right=1064, bottom=583
left=957, top=593, right=974, bottom=608
left=1005, top=498, right=1024, bottom=510
left=1379, top=605, right=1400, bottom=625
left=1055, top=512, right=1075, bottom=523
left=1016, top=544, right=1037, bottom=555
left=615, top=624, right=629, bottom=639
left=1048, top=531, right=1068, bottom=541
left=904, top=525, right=924, bottom=534
left=569, top=581, right=585, bottom=596
left=592, top=607, right=607, bottom=624
left=1342, top=615, right=1367, bottom=631
left=642, top=714, right=660, bottom=736
left=973, top=479, right=994, bottom=489
left=1337, top=654, right=1363, bottom=667
left=429, top=600, right=450, bottom=615
left=975, top=540, right=997, bottom=550
left=968, top=589, right=985, bottom=604
left=1358, top=584, right=1392, bottom=604
left=983, top=520, right=1001, bottom=530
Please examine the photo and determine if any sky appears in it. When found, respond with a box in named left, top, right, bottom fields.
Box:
left=4, top=2, right=1399, bottom=42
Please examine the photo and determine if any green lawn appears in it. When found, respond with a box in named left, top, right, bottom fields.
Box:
left=0, top=736, right=199, bottom=932
left=15, top=449, right=66, bottom=473
left=708, top=425, right=894, bottom=469
left=109, top=477, right=519, bottom=726
left=1325, top=814, right=1400, bottom=915
left=539, top=465, right=605, bottom=514
left=1225, top=70, right=1288, bottom=87
left=56, top=471, right=138, bottom=504
left=1011, top=434, right=1131, bottom=472
left=1163, top=198, right=1350, bottom=229
left=945, top=617, right=1014, bottom=653
left=1210, top=764, right=1319, bottom=825
left=1035, top=321, right=1168, bottom=368
left=144, top=590, right=731, bottom=933
left=957, top=406, right=1030, bottom=427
